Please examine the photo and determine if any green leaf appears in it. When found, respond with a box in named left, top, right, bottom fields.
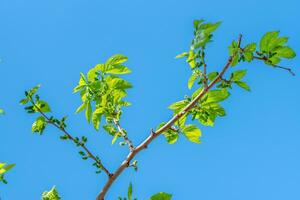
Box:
left=42, top=186, right=61, bottom=200
left=244, top=52, right=253, bottom=62
left=87, top=68, right=98, bottom=82
left=231, top=70, right=247, bottom=81
left=103, top=124, right=118, bottom=136
left=106, top=65, right=131, bottom=74
left=204, top=102, right=226, bottom=117
left=149, top=192, right=172, bottom=200
left=128, top=182, right=133, bottom=200
left=229, top=41, right=238, bottom=56
left=157, top=123, right=179, bottom=144
left=79, top=73, right=88, bottom=84
left=106, top=54, right=128, bottom=65
left=244, top=43, right=256, bottom=52
left=204, top=89, right=230, bottom=104
left=95, top=63, right=131, bottom=75
left=28, top=84, right=41, bottom=96
left=275, top=46, right=296, bottom=59
left=208, top=72, right=219, bottom=81
left=192, top=87, right=203, bottom=99
left=235, top=81, right=251, bottom=91
left=175, top=52, right=189, bottom=58
left=85, top=101, right=92, bottom=123
left=32, top=116, right=47, bottom=134
left=111, top=134, right=119, bottom=145
left=192, top=21, right=221, bottom=49
left=188, top=73, right=198, bottom=89
left=92, top=108, right=103, bottom=130
left=164, top=131, right=179, bottom=144
left=268, top=37, right=288, bottom=50
left=268, top=56, right=281, bottom=65
left=168, top=100, right=188, bottom=114
left=177, top=113, right=187, bottom=128
left=75, top=103, right=87, bottom=113
left=193, top=19, right=204, bottom=29
left=186, top=50, right=197, bottom=69
left=106, top=76, right=132, bottom=90
left=181, top=124, right=201, bottom=143
left=19, top=98, right=29, bottom=105
left=34, top=101, right=51, bottom=113
left=0, top=163, right=15, bottom=175
left=0, top=109, right=4, bottom=115
left=231, top=55, right=239, bottom=66
left=260, top=31, right=279, bottom=52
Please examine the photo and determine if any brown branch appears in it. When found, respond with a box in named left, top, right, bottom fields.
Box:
left=29, top=99, right=112, bottom=177
left=253, top=56, right=295, bottom=76
left=201, top=47, right=208, bottom=88
left=96, top=34, right=242, bottom=200
left=113, top=119, right=134, bottom=151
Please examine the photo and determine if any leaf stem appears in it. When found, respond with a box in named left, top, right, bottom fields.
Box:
left=113, top=119, right=134, bottom=151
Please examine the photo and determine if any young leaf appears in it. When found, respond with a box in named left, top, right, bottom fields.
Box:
left=244, top=52, right=253, bottom=62
left=192, top=21, right=221, bottom=49
left=168, top=100, right=188, bottom=114
left=149, top=192, right=172, bottom=200
left=32, top=116, right=47, bottom=134
left=186, top=50, right=197, bottom=69
left=244, top=43, right=256, bottom=53
left=111, top=134, right=119, bottom=145
left=231, top=55, right=239, bottom=66
left=104, top=65, right=131, bottom=75
left=28, top=84, right=41, bottom=96
left=85, top=101, right=92, bottom=123
left=92, top=108, right=103, bottom=130
left=275, top=46, right=296, bottom=59
left=128, top=182, right=133, bottom=200
left=106, top=54, right=128, bottom=65
left=181, top=125, right=201, bottom=143
left=204, top=89, right=230, bottom=104
left=208, top=72, right=218, bottom=81
left=175, top=52, right=189, bottom=58
left=41, top=186, right=61, bottom=200
left=19, top=98, right=29, bottom=105
left=230, top=70, right=247, bottom=81
left=188, top=73, right=198, bottom=89
left=87, top=68, right=98, bottom=82
left=0, top=163, right=15, bottom=175
left=260, top=31, right=279, bottom=52
left=163, top=131, right=179, bottom=144
left=103, top=124, right=118, bottom=136
left=33, top=101, right=51, bottom=113
left=76, top=103, right=87, bottom=113
left=235, top=81, right=251, bottom=91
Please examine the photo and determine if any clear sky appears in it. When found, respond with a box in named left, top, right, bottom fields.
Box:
left=0, top=0, right=299, bottom=199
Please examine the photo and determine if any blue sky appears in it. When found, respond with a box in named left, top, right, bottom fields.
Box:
left=1, top=0, right=300, bottom=199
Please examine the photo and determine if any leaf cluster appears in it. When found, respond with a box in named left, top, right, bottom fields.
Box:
left=0, top=162, right=15, bottom=184
left=73, top=54, right=132, bottom=144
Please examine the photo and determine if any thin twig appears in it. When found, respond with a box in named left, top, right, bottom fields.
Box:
left=201, top=47, right=208, bottom=88
left=29, top=98, right=112, bottom=177
left=113, top=119, right=134, bottom=151
left=253, top=56, right=295, bottom=76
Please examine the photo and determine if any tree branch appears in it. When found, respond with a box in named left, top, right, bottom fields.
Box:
left=201, top=47, right=208, bottom=88
left=96, top=34, right=243, bottom=200
left=29, top=98, right=112, bottom=177
left=252, top=55, right=295, bottom=76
